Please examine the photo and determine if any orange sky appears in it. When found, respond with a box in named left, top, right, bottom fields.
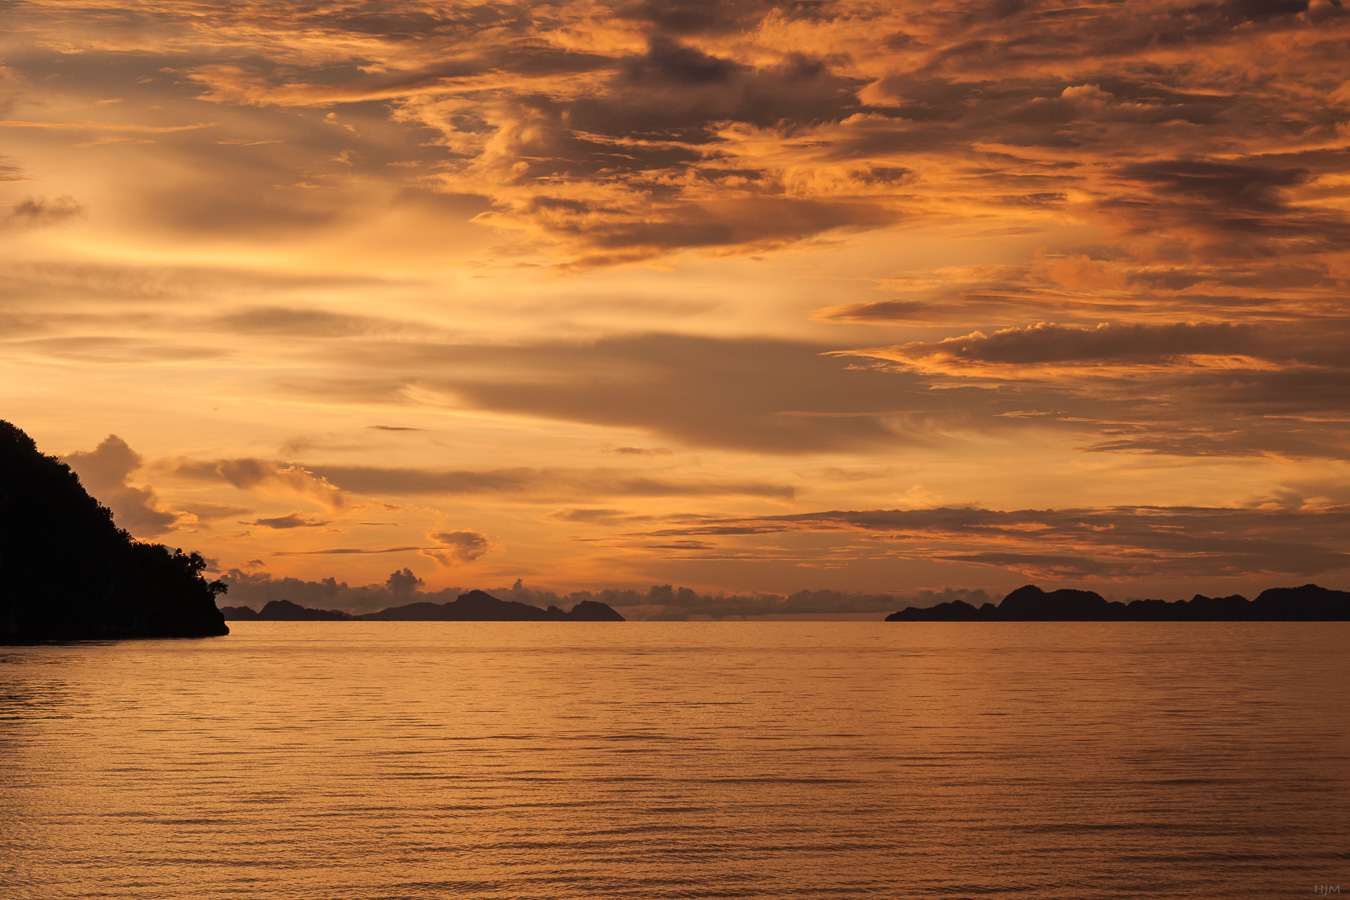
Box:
left=4, top=0, right=1349, bottom=616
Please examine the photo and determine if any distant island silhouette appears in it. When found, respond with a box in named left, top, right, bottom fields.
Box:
left=0, top=420, right=229, bottom=642
left=221, top=590, right=625, bottom=622
left=886, top=584, right=1350, bottom=621
left=220, top=598, right=351, bottom=621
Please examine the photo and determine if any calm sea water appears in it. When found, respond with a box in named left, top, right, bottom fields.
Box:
left=1, top=622, right=1347, bottom=899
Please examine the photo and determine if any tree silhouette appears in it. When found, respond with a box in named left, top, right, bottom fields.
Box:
left=0, top=420, right=229, bottom=641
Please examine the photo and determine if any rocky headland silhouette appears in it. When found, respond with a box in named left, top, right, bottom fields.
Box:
left=886, top=583, right=1350, bottom=621
left=221, top=589, right=625, bottom=622
left=0, top=420, right=229, bottom=642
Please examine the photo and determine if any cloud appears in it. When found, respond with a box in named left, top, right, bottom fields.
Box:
left=605, top=445, right=672, bottom=456
left=250, top=512, right=332, bottom=529
left=388, top=332, right=979, bottom=454
left=64, top=435, right=180, bottom=536
left=8, top=0, right=1349, bottom=268
left=622, top=34, right=742, bottom=85
left=312, top=461, right=796, bottom=499
left=181, top=501, right=255, bottom=522
left=423, top=530, right=492, bottom=566
left=273, top=546, right=424, bottom=555
left=174, top=457, right=347, bottom=509
left=209, top=306, right=436, bottom=339
left=618, top=0, right=837, bottom=36
left=264, top=323, right=1350, bottom=461
left=1097, top=158, right=1350, bottom=256
left=810, top=310, right=1350, bottom=459
left=219, top=569, right=394, bottom=615
left=6, top=196, right=85, bottom=229
left=550, top=508, right=650, bottom=526
left=640, top=504, right=1350, bottom=579
left=871, top=321, right=1264, bottom=368
left=385, top=566, right=424, bottom=601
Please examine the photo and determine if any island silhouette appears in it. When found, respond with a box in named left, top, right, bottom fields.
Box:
left=221, top=590, right=625, bottom=622
left=886, top=583, right=1350, bottom=621
left=0, top=420, right=229, bottom=642
left=220, top=598, right=351, bottom=621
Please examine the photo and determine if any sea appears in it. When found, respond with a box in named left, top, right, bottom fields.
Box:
left=1, top=622, right=1347, bottom=899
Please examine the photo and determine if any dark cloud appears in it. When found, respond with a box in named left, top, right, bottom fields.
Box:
left=312, top=462, right=795, bottom=500
left=643, top=504, right=1350, bottom=579
left=919, top=0, right=1339, bottom=69
left=884, top=321, right=1263, bottom=365
left=412, top=332, right=973, bottom=453
left=1219, top=0, right=1311, bottom=22
left=565, top=198, right=899, bottom=262
left=813, top=257, right=1150, bottom=328
left=220, top=569, right=394, bottom=615
left=250, top=512, right=331, bottom=529
left=648, top=540, right=716, bottom=550
left=605, top=445, right=672, bottom=456
left=817, top=297, right=1019, bottom=326
left=1118, top=158, right=1306, bottom=209
left=273, top=546, right=424, bottom=555
left=246, top=316, right=1350, bottom=460
left=1099, top=158, right=1350, bottom=255
left=267, top=324, right=1350, bottom=460
left=6, top=196, right=85, bottom=229
left=622, top=35, right=743, bottom=85
left=385, top=566, right=424, bottom=602
left=359, top=334, right=955, bottom=453
left=619, top=0, right=841, bottom=35
left=550, top=508, right=643, bottom=525
left=816, top=310, right=1350, bottom=459
left=418, top=44, right=877, bottom=261
left=593, top=50, right=867, bottom=134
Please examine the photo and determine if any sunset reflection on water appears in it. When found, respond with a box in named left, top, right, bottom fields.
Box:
left=2, top=622, right=1347, bottom=898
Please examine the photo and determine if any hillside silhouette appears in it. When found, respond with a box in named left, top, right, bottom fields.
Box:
left=886, top=583, right=1350, bottom=621
left=221, top=589, right=624, bottom=622
left=0, top=420, right=229, bottom=642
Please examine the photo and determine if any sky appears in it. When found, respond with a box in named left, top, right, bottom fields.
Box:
left=3, top=0, right=1349, bottom=617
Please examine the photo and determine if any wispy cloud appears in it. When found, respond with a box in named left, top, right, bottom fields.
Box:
left=641, top=504, right=1350, bottom=579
